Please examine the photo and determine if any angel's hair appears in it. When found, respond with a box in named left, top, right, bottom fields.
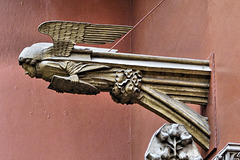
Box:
left=18, top=57, right=37, bottom=66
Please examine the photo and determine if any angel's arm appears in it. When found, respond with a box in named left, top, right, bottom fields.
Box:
left=57, top=61, right=83, bottom=82
left=60, top=61, right=110, bottom=82
left=47, top=61, right=101, bottom=95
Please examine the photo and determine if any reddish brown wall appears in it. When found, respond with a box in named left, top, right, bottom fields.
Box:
left=130, top=0, right=240, bottom=159
left=0, top=0, right=131, bottom=160
left=2, top=0, right=240, bottom=159
left=205, top=0, right=240, bottom=158
left=130, top=0, right=208, bottom=159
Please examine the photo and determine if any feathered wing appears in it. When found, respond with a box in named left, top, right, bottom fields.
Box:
left=38, top=21, right=133, bottom=56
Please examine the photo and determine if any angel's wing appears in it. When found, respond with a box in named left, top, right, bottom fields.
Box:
left=38, top=21, right=133, bottom=56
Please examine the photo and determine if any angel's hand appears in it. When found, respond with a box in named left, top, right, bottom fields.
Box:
left=70, top=74, right=79, bottom=83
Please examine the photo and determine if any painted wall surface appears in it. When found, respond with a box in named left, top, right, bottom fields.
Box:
left=0, top=0, right=131, bottom=160
left=130, top=0, right=208, bottom=159
left=130, top=0, right=240, bottom=159
left=1, top=0, right=240, bottom=159
left=205, top=0, right=240, bottom=158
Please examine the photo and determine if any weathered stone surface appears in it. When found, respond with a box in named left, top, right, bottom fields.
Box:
left=145, top=124, right=202, bottom=160
left=212, top=143, right=240, bottom=160
left=18, top=21, right=211, bottom=150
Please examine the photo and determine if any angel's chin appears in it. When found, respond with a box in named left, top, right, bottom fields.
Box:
left=28, top=74, right=35, bottom=78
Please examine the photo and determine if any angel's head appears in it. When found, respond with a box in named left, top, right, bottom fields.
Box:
left=18, top=43, right=53, bottom=78
left=18, top=43, right=53, bottom=65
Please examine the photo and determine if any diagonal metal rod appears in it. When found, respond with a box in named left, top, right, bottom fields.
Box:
left=108, top=0, right=166, bottom=52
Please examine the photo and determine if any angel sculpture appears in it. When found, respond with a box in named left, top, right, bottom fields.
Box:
left=19, top=21, right=211, bottom=150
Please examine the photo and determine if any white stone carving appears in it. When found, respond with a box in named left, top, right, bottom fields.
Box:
left=145, top=124, right=202, bottom=160
left=213, top=143, right=240, bottom=160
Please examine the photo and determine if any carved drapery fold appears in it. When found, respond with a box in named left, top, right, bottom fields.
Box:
left=19, top=19, right=212, bottom=150
left=19, top=43, right=211, bottom=149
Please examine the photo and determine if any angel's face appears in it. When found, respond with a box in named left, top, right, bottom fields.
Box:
left=22, top=63, right=36, bottom=78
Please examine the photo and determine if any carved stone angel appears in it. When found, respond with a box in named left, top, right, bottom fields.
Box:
left=19, top=21, right=132, bottom=95
left=19, top=43, right=113, bottom=95
left=19, top=21, right=211, bottom=149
